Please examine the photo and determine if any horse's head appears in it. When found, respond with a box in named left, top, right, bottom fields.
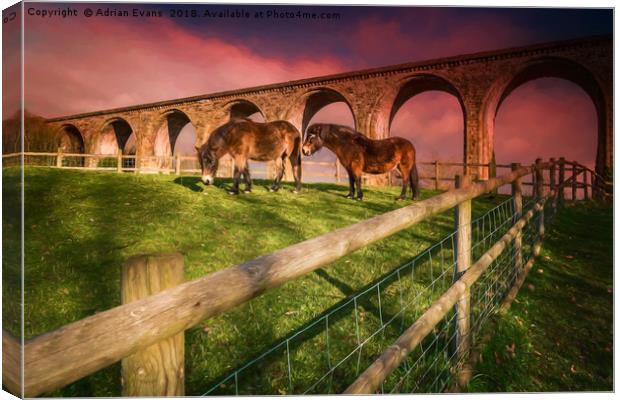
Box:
left=302, top=124, right=327, bottom=156
left=196, top=143, right=218, bottom=185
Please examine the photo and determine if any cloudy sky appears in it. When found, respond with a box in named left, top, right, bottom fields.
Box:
left=7, top=3, right=613, bottom=166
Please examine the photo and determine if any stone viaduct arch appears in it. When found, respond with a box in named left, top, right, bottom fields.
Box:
left=381, top=74, right=467, bottom=164
left=45, top=36, right=612, bottom=180
left=56, top=124, right=85, bottom=154
left=283, top=87, right=358, bottom=134
left=226, top=99, right=265, bottom=121
left=96, top=117, right=134, bottom=155
left=152, top=109, right=194, bottom=157
left=483, top=56, right=609, bottom=176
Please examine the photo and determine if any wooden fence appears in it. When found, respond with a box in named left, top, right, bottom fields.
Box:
left=0, top=157, right=607, bottom=397
left=1, top=151, right=611, bottom=200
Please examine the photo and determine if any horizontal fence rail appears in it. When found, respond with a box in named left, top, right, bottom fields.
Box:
left=343, top=165, right=583, bottom=394
left=2, top=151, right=610, bottom=200
left=14, top=165, right=533, bottom=397
left=2, top=151, right=612, bottom=200
left=1, top=155, right=605, bottom=397
left=201, top=196, right=519, bottom=395
left=344, top=197, right=550, bottom=394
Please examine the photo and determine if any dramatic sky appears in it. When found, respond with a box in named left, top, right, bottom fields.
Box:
left=9, top=3, right=613, bottom=166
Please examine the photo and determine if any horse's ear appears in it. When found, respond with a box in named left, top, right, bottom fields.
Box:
left=194, top=145, right=200, bottom=151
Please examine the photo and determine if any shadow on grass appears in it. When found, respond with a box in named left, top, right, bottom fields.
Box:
left=22, top=168, right=132, bottom=396
left=173, top=176, right=204, bottom=192
left=201, top=248, right=447, bottom=395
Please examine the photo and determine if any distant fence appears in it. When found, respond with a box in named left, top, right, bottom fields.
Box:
left=1, top=150, right=610, bottom=200
left=2, top=157, right=605, bottom=397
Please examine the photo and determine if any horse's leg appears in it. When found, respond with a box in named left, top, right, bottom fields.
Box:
left=355, top=175, right=363, bottom=201
left=396, top=164, right=410, bottom=201
left=229, top=157, right=244, bottom=195
left=229, top=166, right=241, bottom=195
left=242, top=162, right=252, bottom=193
left=350, top=162, right=363, bottom=201
left=410, top=163, right=420, bottom=200
left=289, top=151, right=302, bottom=193
left=346, top=171, right=355, bottom=199
left=270, top=157, right=285, bottom=192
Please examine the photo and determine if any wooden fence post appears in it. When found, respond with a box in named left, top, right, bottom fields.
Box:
left=2, top=330, right=22, bottom=397
left=571, top=162, right=578, bottom=201
left=549, top=158, right=556, bottom=193
left=558, top=157, right=566, bottom=207
left=335, top=160, right=341, bottom=183
left=489, top=153, right=497, bottom=180
left=535, top=159, right=544, bottom=200
left=489, top=154, right=498, bottom=195
left=434, top=161, right=440, bottom=190
left=56, top=147, right=63, bottom=168
left=454, top=174, right=472, bottom=389
left=117, top=149, right=123, bottom=173
left=175, top=154, right=181, bottom=176
left=121, top=253, right=185, bottom=396
left=511, top=163, right=523, bottom=273
left=583, top=167, right=589, bottom=200
left=549, top=158, right=557, bottom=215
left=592, top=170, right=602, bottom=200
left=534, top=159, right=544, bottom=256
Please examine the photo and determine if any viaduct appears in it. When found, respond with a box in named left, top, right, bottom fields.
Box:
left=47, top=35, right=613, bottom=180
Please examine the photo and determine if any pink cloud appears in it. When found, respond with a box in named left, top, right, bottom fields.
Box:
left=347, top=12, right=537, bottom=65
left=427, top=17, right=537, bottom=58
left=348, top=18, right=414, bottom=63
left=24, top=16, right=346, bottom=117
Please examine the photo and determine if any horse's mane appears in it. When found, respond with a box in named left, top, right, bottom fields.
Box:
left=229, top=117, right=255, bottom=123
left=316, top=123, right=368, bottom=141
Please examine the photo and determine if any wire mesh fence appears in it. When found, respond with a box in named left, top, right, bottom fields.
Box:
left=200, top=193, right=544, bottom=395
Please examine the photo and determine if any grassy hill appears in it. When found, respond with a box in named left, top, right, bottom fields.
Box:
left=468, top=201, right=613, bottom=392
left=1, top=167, right=611, bottom=395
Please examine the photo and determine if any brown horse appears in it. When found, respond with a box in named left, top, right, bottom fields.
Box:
left=302, top=123, right=420, bottom=201
left=197, top=119, right=302, bottom=194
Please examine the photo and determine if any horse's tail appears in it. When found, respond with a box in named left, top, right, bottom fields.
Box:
left=294, top=132, right=303, bottom=164
left=409, top=163, right=420, bottom=199
left=290, top=128, right=303, bottom=192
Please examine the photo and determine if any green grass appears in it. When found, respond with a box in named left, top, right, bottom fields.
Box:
left=467, top=201, right=613, bottom=392
left=3, top=167, right=503, bottom=396
left=2, top=167, right=611, bottom=396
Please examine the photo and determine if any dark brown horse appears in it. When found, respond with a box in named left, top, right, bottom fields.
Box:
left=197, top=119, right=302, bottom=194
left=302, top=123, right=419, bottom=201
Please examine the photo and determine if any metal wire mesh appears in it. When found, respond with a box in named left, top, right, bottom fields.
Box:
left=201, top=194, right=543, bottom=396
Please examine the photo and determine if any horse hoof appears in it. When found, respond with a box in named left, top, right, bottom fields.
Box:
left=356, top=197, right=363, bottom=202
left=345, top=194, right=354, bottom=199
left=243, top=189, right=252, bottom=194
left=228, top=190, right=238, bottom=195
left=269, top=187, right=278, bottom=193
left=292, top=189, right=300, bottom=194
